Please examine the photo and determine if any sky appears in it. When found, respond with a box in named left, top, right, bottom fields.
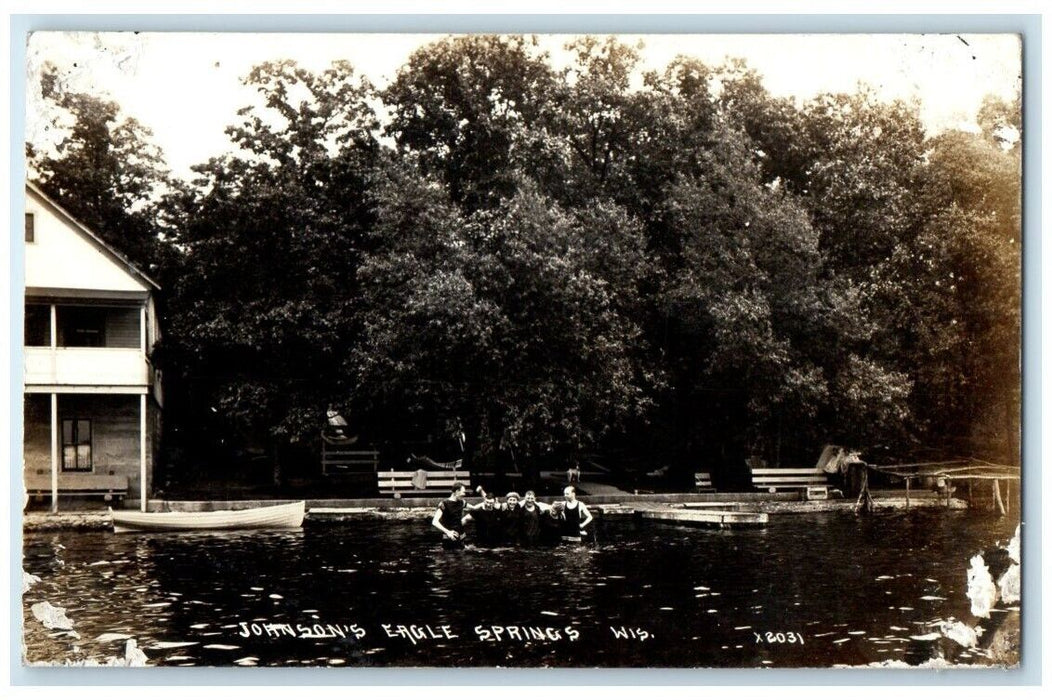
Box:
left=24, top=31, right=1022, bottom=180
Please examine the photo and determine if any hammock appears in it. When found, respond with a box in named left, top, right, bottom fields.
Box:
left=407, top=454, right=464, bottom=470
left=816, top=444, right=864, bottom=475
left=322, top=428, right=358, bottom=446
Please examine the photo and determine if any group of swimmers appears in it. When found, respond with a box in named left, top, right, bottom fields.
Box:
left=431, top=483, right=594, bottom=548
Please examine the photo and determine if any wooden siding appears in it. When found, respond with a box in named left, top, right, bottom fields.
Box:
left=24, top=188, right=151, bottom=293
left=22, top=394, right=158, bottom=498
left=24, top=347, right=149, bottom=388
left=22, top=394, right=51, bottom=475
left=104, top=307, right=141, bottom=348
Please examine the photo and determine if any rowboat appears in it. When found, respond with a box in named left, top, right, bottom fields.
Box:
left=110, top=501, right=306, bottom=533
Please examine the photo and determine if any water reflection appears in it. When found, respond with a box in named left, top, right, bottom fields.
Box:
left=22, top=510, right=1018, bottom=668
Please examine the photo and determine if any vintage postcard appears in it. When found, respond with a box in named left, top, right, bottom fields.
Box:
left=19, top=29, right=1024, bottom=674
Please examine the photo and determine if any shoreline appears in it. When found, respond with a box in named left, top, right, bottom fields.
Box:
left=21, top=491, right=971, bottom=532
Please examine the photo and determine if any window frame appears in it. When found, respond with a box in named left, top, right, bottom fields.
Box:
left=61, top=418, right=93, bottom=472
left=23, top=303, right=51, bottom=346
left=57, top=306, right=107, bottom=348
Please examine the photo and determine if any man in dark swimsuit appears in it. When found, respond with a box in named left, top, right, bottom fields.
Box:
left=500, top=491, right=523, bottom=545
left=465, top=487, right=502, bottom=547
left=518, top=490, right=552, bottom=547
left=431, top=483, right=469, bottom=549
left=552, top=485, right=593, bottom=543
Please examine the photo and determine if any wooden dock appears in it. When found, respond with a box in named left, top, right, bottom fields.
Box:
left=866, top=459, right=1020, bottom=515
left=636, top=507, right=768, bottom=528
left=680, top=502, right=750, bottom=510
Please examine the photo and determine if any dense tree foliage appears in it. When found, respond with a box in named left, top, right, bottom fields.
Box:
left=876, top=123, right=1021, bottom=462
left=29, top=64, right=172, bottom=273
left=383, top=35, right=558, bottom=212
left=29, top=37, right=1022, bottom=490
left=155, top=61, right=382, bottom=483
left=355, top=166, right=655, bottom=473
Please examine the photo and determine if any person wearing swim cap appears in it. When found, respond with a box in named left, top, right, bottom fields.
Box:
left=500, top=491, right=523, bottom=545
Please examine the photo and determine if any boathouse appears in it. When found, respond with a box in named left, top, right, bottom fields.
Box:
left=22, top=182, right=162, bottom=512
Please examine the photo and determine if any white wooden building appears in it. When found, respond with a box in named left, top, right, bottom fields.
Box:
left=22, top=182, right=162, bottom=512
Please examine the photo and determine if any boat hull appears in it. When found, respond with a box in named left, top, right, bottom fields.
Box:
left=111, top=501, right=306, bottom=533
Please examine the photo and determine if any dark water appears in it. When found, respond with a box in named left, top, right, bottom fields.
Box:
left=22, top=510, right=1019, bottom=668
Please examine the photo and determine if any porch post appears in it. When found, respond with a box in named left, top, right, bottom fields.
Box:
left=49, top=305, right=59, bottom=513
left=140, top=393, right=148, bottom=512
left=140, top=306, right=147, bottom=354
left=50, top=393, right=59, bottom=513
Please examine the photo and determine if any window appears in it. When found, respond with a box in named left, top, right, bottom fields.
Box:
left=24, top=304, right=51, bottom=346
left=54, top=306, right=141, bottom=348
left=57, top=307, right=106, bottom=347
left=25, top=213, right=34, bottom=242
left=61, top=419, right=92, bottom=472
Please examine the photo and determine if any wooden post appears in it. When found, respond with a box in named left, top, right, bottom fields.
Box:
left=50, top=306, right=59, bottom=514
left=140, top=306, right=148, bottom=355
left=50, top=393, right=59, bottom=514
left=991, top=479, right=1006, bottom=517
left=905, top=477, right=910, bottom=509
left=854, top=466, right=873, bottom=515
left=140, top=394, right=148, bottom=512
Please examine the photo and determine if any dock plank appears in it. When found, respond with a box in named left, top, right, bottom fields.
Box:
left=638, top=508, right=767, bottom=528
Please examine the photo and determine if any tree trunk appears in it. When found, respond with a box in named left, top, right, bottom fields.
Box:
left=270, top=437, right=283, bottom=490
left=461, top=411, right=483, bottom=475
left=992, top=479, right=1006, bottom=517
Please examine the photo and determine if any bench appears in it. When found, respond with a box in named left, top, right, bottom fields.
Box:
left=377, top=469, right=471, bottom=496
left=25, top=472, right=129, bottom=502
left=694, top=472, right=715, bottom=492
left=751, top=468, right=832, bottom=499
left=322, top=448, right=380, bottom=475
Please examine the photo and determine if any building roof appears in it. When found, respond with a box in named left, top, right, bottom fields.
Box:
left=26, top=181, right=161, bottom=291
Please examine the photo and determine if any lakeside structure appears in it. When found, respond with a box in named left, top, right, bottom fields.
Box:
left=22, top=182, right=163, bottom=512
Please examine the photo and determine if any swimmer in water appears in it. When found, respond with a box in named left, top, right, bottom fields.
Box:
left=500, top=491, right=523, bottom=545
left=431, top=482, right=470, bottom=549
left=518, top=490, right=553, bottom=547
left=551, top=485, right=593, bottom=543
left=465, top=486, right=502, bottom=547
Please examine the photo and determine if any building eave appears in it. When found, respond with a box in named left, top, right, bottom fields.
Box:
left=25, top=287, right=151, bottom=303
left=26, top=181, right=162, bottom=292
